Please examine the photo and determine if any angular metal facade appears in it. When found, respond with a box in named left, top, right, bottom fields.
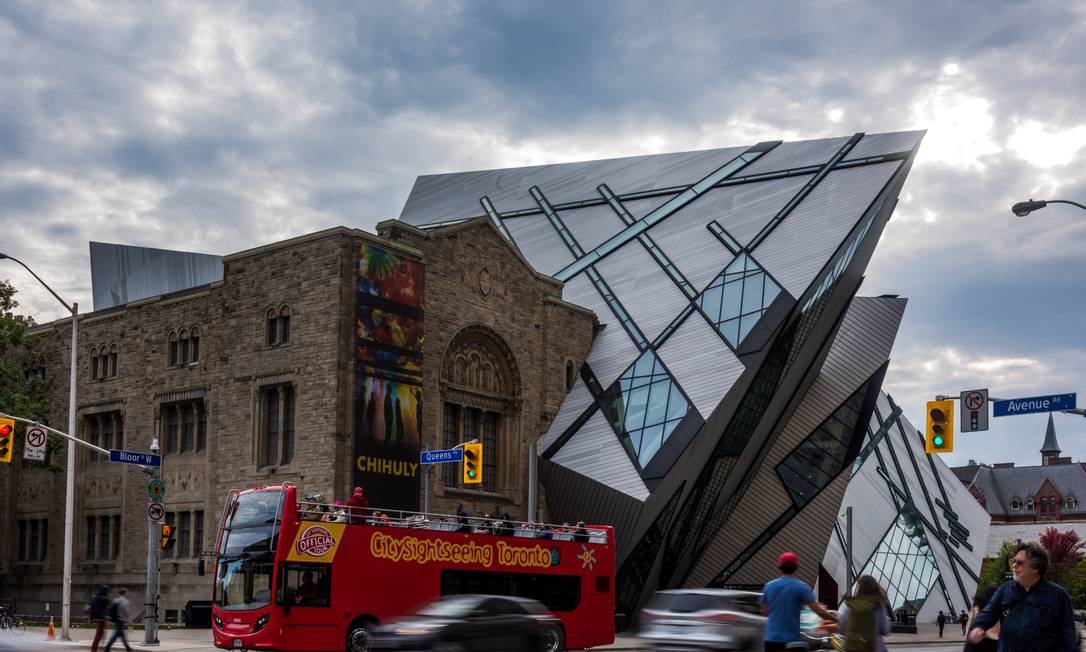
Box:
left=90, top=241, right=224, bottom=311
left=397, top=130, right=981, bottom=616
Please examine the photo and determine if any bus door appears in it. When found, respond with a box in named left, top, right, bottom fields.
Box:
left=277, top=562, right=339, bottom=650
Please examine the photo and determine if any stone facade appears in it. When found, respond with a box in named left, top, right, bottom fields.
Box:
left=0, top=220, right=595, bottom=619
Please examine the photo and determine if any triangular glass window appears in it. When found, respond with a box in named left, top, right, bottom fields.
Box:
left=601, top=349, right=690, bottom=468
left=696, top=253, right=781, bottom=348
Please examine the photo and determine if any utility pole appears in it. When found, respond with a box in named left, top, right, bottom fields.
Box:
left=144, top=434, right=161, bottom=645
left=845, top=506, right=854, bottom=597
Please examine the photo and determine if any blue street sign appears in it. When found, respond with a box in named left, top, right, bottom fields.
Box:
left=109, top=449, right=161, bottom=467
left=993, top=393, right=1077, bottom=418
left=420, top=449, right=464, bottom=465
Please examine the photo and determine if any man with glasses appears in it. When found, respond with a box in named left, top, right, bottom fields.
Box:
left=968, top=542, right=1075, bottom=651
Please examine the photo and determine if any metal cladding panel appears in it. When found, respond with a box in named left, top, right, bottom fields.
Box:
left=594, top=240, right=691, bottom=344
left=559, top=202, right=628, bottom=253
left=725, top=471, right=850, bottom=588
left=644, top=192, right=739, bottom=292
left=846, top=130, right=925, bottom=160
left=754, top=161, right=901, bottom=299
left=398, top=147, right=749, bottom=227
left=715, top=174, right=816, bottom=249
left=538, top=458, right=645, bottom=561
left=549, top=409, right=649, bottom=501
left=825, top=461, right=899, bottom=586
left=656, top=311, right=744, bottom=419
left=562, top=273, right=640, bottom=388
left=737, top=136, right=852, bottom=177
left=90, top=242, right=223, bottom=311
left=538, top=376, right=595, bottom=452
left=503, top=216, right=575, bottom=276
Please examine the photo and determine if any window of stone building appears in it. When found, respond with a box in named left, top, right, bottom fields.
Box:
left=84, top=515, right=120, bottom=561
left=85, top=517, right=95, bottom=559
left=85, top=411, right=123, bottom=463
left=565, top=361, right=575, bottom=392
left=108, top=344, right=118, bottom=377
left=168, top=328, right=201, bottom=367
left=1026, top=498, right=1034, bottom=511
left=178, top=512, right=192, bottom=558
left=163, top=512, right=176, bottom=560
left=1010, top=498, right=1021, bottom=510
left=17, top=518, right=48, bottom=561
left=89, top=345, right=118, bottom=380
left=22, top=356, right=46, bottom=381
left=258, top=383, right=295, bottom=468
left=266, top=305, right=292, bottom=347
left=194, top=510, right=204, bottom=556
left=1068, top=496, right=1077, bottom=510
left=161, top=400, right=207, bottom=455
left=439, top=327, right=520, bottom=495
left=90, top=346, right=99, bottom=380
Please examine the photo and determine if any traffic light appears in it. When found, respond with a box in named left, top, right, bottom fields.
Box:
left=462, top=442, right=482, bottom=485
left=925, top=400, right=955, bottom=453
left=159, top=524, right=176, bottom=550
left=0, top=417, right=14, bottom=464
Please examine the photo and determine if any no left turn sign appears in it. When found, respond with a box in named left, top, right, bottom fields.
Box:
left=24, top=426, right=47, bottom=461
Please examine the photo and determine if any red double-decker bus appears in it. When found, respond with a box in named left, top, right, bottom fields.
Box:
left=211, top=484, right=615, bottom=652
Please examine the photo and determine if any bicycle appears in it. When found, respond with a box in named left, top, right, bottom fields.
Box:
left=0, top=612, right=27, bottom=635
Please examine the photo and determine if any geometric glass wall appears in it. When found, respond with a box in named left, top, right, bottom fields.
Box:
left=777, top=382, right=869, bottom=509
left=602, top=349, right=690, bottom=468
left=696, top=252, right=781, bottom=348
left=858, top=505, right=939, bottom=613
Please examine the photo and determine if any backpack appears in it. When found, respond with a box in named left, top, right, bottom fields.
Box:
left=842, top=597, right=878, bottom=652
left=108, top=599, right=121, bottom=623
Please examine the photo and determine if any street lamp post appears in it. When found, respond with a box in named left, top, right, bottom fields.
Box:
left=0, top=253, right=79, bottom=640
left=1011, top=198, right=1086, bottom=217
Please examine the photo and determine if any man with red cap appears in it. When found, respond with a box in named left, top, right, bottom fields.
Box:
left=760, top=552, right=836, bottom=651
left=346, top=486, right=369, bottom=524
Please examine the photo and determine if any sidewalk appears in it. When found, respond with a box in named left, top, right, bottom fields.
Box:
left=28, top=626, right=215, bottom=650
left=885, top=623, right=971, bottom=646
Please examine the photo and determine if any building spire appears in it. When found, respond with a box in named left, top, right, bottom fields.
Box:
left=1041, top=413, right=1061, bottom=464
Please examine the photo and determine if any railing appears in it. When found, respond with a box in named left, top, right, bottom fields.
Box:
left=293, top=500, right=610, bottom=544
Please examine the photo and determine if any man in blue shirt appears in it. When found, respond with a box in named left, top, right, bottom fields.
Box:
left=968, top=542, right=1075, bottom=652
left=760, top=552, right=837, bottom=651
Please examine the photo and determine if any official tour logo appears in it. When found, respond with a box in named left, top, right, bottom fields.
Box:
left=296, top=526, right=336, bottom=557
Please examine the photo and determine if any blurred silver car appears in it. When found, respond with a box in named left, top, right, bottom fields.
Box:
left=638, top=589, right=765, bottom=651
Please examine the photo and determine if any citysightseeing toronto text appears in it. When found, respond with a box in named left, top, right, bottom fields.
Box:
left=369, top=532, right=558, bottom=569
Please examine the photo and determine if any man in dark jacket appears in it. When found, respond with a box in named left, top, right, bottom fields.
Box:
left=86, top=585, right=111, bottom=652
left=968, top=542, right=1075, bottom=652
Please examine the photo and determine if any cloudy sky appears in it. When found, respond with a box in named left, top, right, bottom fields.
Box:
left=2, top=1, right=1084, bottom=467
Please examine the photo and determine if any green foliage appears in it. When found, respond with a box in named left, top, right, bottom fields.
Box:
left=0, top=279, right=56, bottom=470
left=978, top=539, right=1017, bottom=591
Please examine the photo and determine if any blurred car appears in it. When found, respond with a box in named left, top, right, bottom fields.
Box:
left=638, top=590, right=840, bottom=652
left=638, top=589, right=765, bottom=651
left=370, top=594, right=565, bottom=652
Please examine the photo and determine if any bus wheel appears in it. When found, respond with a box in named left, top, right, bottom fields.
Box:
left=542, top=625, right=565, bottom=652
left=345, top=619, right=373, bottom=652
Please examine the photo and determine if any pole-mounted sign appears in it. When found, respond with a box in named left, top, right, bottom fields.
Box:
left=959, top=389, right=989, bottom=433
left=993, top=393, right=1076, bottom=417
left=24, top=425, right=48, bottom=461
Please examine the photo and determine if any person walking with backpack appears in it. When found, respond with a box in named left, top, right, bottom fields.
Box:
left=760, top=552, right=837, bottom=651
left=104, top=587, right=132, bottom=652
left=84, top=585, right=111, bottom=652
left=838, top=576, right=890, bottom=652
left=968, top=542, right=1075, bottom=652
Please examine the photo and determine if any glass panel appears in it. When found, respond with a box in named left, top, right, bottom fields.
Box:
left=696, top=252, right=782, bottom=349
left=181, top=404, right=194, bottom=452
left=191, top=336, right=200, bottom=362
left=267, top=316, right=278, bottom=346
left=282, top=387, right=295, bottom=465
left=601, top=349, right=690, bottom=469
left=262, top=389, right=278, bottom=468
left=858, top=506, right=939, bottom=614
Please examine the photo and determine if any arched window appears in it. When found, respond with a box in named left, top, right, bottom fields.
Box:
left=1026, top=498, right=1035, bottom=511
left=89, top=346, right=99, bottom=380
left=178, top=329, right=190, bottom=365
left=266, top=307, right=279, bottom=346
left=278, top=306, right=291, bottom=345
left=1067, top=496, right=1077, bottom=510
left=190, top=327, right=200, bottom=363
left=168, top=331, right=179, bottom=367
left=108, top=344, right=118, bottom=377
left=1010, top=499, right=1021, bottom=510
left=438, top=326, right=520, bottom=494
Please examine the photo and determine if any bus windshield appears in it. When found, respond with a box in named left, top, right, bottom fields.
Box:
left=226, top=490, right=280, bottom=529
left=215, top=554, right=275, bottom=611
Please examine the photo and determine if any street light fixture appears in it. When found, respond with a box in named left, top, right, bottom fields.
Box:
left=0, top=253, right=79, bottom=641
left=1011, top=198, right=1086, bottom=217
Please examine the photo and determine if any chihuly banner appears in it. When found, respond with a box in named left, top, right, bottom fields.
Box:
left=354, top=241, right=424, bottom=511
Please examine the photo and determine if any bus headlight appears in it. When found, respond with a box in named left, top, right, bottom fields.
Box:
left=253, top=614, right=269, bottom=632
left=213, top=614, right=224, bottom=630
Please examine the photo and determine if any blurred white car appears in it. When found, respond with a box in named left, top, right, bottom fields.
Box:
left=638, top=589, right=765, bottom=651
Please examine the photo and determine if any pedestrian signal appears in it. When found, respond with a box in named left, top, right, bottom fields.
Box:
left=925, top=400, right=954, bottom=454
left=159, top=524, right=176, bottom=550
left=0, top=417, right=14, bottom=464
left=462, top=442, right=482, bottom=485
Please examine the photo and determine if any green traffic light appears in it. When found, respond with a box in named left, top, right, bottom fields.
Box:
left=468, top=470, right=476, bottom=478
left=933, top=436, right=944, bottom=447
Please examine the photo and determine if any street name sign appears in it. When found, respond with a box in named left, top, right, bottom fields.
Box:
left=110, top=449, right=162, bottom=467
left=420, top=449, right=464, bottom=464
left=993, top=393, right=1077, bottom=417
left=23, top=425, right=47, bottom=461
left=960, top=389, right=989, bottom=433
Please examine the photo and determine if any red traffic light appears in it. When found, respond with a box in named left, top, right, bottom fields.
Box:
left=0, top=424, right=12, bottom=436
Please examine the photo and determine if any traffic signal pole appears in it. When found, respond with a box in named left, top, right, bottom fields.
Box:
left=144, top=437, right=161, bottom=646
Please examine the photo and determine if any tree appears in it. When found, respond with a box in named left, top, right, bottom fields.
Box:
left=0, top=279, right=55, bottom=469
left=1040, top=527, right=1086, bottom=585
left=978, top=539, right=1017, bottom=591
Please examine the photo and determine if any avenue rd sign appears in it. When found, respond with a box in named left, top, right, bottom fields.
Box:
left=993, top=393, right=1077, bottom=418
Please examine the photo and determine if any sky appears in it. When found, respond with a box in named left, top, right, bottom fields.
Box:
left=1, top=0, right=1084, bottom=468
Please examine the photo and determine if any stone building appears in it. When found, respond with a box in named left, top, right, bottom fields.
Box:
left=0, top=219, right=596, bottom=619
left=953, top=415, right=1086, bottom=556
